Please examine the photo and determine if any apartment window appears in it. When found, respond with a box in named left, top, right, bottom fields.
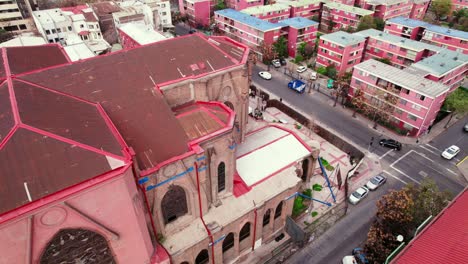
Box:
left=57, top=28, right=61, bottom=33
left=395, top=109, right=403, bottom=115
left=89, top=25, right=94, bottom=29
left=389, top=44, right=396, bottom=49
left=80, top=24, right=84, bottom=29
left=401, top=88, right=410, bottom=94
left=348, top=60, right=354, bottom=65
left=19, top=24, right=26, bottom=30
left=68, top=26, right=72, bottom=31
left=162, top=12, right=167, bottom=16
left=408, top=114, right=417, bottom=121
left=416, top=93, right=425, bottom=101
left=51, top=29, right=56, bottom=34
left=400, top=99, right=407, bottom=105
left=45, top=29, right=50, bottom=35
left=374, top=48, right=380, bottom=53
left=387, top=52, right=393, bottom=57
left=411, top=104, right=421, bottom=111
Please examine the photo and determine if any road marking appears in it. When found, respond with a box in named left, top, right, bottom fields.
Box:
left=457, top=156, right=468, bottom=166
left=419, top=145, right=438, bottom=155
left=390, top=150, right=414, bottom=167
left=418, top=171, right=428, bottom=178
left=383, top=170, right=407, bottom=184
left=379, top=149, right=394, bottom=160
left=446, top=168, right=458, bottom=175
left=414, top=151, right=435, bottom=162
left=425, top=144, right=440, bottom=151
left=390, top=167, right=421, bottom=184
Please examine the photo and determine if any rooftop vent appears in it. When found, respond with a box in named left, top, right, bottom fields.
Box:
left=379, top=33, right=383, bottom=36
left=420, top=83, right=425, bottom=87
left=341, top=36, right=345, bottom=39
left=440, top=63, right=445, bottom=67
left=453, top=57, right=458, bottom=61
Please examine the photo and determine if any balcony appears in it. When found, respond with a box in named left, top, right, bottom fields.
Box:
left=376, top=78, right=402, bottom=95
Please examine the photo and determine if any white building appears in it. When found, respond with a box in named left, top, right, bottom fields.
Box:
left=117, top=0, right=173, bottom=31
left=0, top=0, right=35, bottom=33
left=32, top=8, right=71, bottom=43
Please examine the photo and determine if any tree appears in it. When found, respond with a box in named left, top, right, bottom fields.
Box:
left=273, top=36, right=288, bottom=59
left=443, top=87, right=468, bottom=127
left=259, top=41, right=277, bottom=71
left=325, top=64, right=337, bottom=79
left=452, top=9, right=468, bottom=31
left=431, top=0, right=452, bottom=21
left=374, top=18, right=385, bottom=31
left=357, top=15, right=376, bottom=31
left=375, top=57, right=391, bottom=65
left=298, top=42, right=314, bottom=60
left=351, top=88, right=366, bottom=117
left=215, top=0, right=226, bottom=10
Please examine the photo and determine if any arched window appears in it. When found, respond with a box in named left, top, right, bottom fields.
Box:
left=222, top=233, right=235, bottom=253
left=301, top=159, right=309, bottom=182
left=40, top=228, right=115, bottom=264
left=224, top=101, right=234, bottom=111
left=195, top=249, right=209, bottom=264
left=239, top=222, right=251, bottom=242
left=274, top=201, right=283, bottom=219
left=263, top=209, right=271, bottom=227
left=218, top=162, right=226, bottom=192
left=161, top=185, right=188, bottom=224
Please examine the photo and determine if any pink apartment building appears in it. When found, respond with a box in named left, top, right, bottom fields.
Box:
left=279, top=17, right=319, bottom=57
left=408, top=49, right=468, bottom=91
left=330, top=0, right=357, bottom=5
left=226, top=0, right=264, bottom=10
left=384, top=16, right=427, bottom=40
left=452, top=0, right=468, bottom=11
left=215, top=9, right=283, bottom=57
left=359, top=0, right=413, bottom=20
left=355, top=28, right=441, bottom=68
left=179, top=0, right=211, bottom=26
left=409, top=0, right=430, bottom=20
left=321, top=2, right=374, bottom=32
left=350, top=59, right=451, bottom=136
left=421, top=25, right=468, bottom=54
left=278, top=0, right=323, bottom=19
left=316, top=31, right=366, bottom=74
left=241, top=3, right=291, bottom=23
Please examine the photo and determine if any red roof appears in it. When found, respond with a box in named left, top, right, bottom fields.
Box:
left=5, top=45, right=69, bottom=75
left=79, top=30, right=90, bottom=36
left=60, top=5, right=89, bottom=14
left=392, top=187, right=468, bottom=264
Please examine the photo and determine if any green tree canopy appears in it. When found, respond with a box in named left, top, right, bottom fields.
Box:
left=443, top=87, right=468, bottom=114
left=430, top=0, right=452, bottom=21
left=298, top=42, right=314, bottom=60
left=273, top=36, right=288, bottom=58
left=357, top=15, right=376, bottom=31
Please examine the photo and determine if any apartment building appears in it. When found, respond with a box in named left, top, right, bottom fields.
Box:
left=321, top=2, right=374, bottom=32
left=118, top=23, right=167, bottom=49
left=350, top=59, right=450, bottom=136
left=241, top=3, right=291, bottom=23
left=225, top=0, right=263, bottom=11
left=384, top=16, right=427, bottom=40
left=452, top=0, right=468, bottom=11
left=279, top=17, right=319, bottom=57
left=360, top=0, right=413, bottom=20
left=409, top=0, right=430, bottom=20
left=330, top=0, right=356, bottom=5
left=316, top=31, right=366, bottom=73
left=409, top=49, right=468, bottom=91
left=178, top=0, right=211, bottom=26
left=119, top=0, right=173, bottom=30
left=215, top=9, right=282, bottom=56
left=277, top=0, right=323, bottom=19
left=32, top=9, right=73, bottom=43
left=355, top=28, right=441, bottom=68
left=422, top=25, right=468, bottom=54
left=0, top=0, right=35, bottom=33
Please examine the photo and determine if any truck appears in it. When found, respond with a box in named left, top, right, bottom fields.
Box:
left=288, top=79, right=306, bottom=93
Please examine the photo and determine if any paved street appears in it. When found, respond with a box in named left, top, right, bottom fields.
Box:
left=252, top=64, right=467, bottom=263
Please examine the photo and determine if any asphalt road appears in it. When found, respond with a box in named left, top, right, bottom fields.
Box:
left=252, top=65, right=467, bottom=264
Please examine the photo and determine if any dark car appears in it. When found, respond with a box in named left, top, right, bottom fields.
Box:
left=352, top=248, right=369, bottom=264
left=188, top=29, right=197, bottom=34
left=279, top=58, right=287, bottom=65
left=379, top=139, right=402, bottom=150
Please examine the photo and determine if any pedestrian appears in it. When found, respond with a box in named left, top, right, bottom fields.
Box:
left=279, top=98, right=282, bottom=102
left=416, top=138, right=419, bottom=144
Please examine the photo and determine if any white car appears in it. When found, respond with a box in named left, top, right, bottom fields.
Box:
left=271, top=59, right=281, bottom=68
left=342, top=256, right=357, bottom=264
left=366, top=175, right=387, bottom=191
left=310, top=71, right=317, bottom=80
left=349, top=186, right=369, bottom=205
left=296, top=66, right=307, bottom=73
left=442, top=145, right=460, bottom=160
left=258, top=71, right=272, bottom=80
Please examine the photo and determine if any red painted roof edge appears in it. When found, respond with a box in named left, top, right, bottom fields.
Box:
left=0, top=124, right=18, bottom=150
left=391, top=187, right=468, bottom=263
left=0, top=164, right=132, bottom=225
left=207, top=35, right=250, bottom=64
left=2, top=48, right=21, bottom=125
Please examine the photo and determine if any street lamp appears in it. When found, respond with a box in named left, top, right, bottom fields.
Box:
left=385, top=235, right=405, bottom=264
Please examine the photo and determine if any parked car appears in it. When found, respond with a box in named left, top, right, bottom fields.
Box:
left=272, top=59, right=281, bottom=68
left=442, top=145, right=460, bottom=160
left=348, top=186, right=369, bottom=205
left=258, top=71, right=272, bottom=80
left=327, top=79, right=334, bottom=88
left=464, top=123, right=468, bottom=132
left=279, top=57, right=287, bottom=66
left=366, top=175, right=387, bottom=191
left=342, top=256, right=357, bottom=264
left=352, top=248, right=369, bottom=264
left=310, top=71, right=317, bottom=80
left=288, top=79, right=306, bottom=93
left=296, top=65, right=307, bottom=73
left=188, top=29, right=197, bottom=34
left=379, top=139, right=402, bottom=150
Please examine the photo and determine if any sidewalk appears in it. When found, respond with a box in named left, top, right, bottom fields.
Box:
left=253, top=62, right=464, bottom=146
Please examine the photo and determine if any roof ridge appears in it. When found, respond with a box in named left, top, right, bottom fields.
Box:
left=19, top=123, right=126, bottom=161
left=2, top=48, right=21, bottom=125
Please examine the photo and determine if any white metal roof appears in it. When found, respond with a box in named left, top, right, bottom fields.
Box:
left=119, top=23, right=166, bottom=45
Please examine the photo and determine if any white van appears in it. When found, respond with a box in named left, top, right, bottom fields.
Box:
left=342, top=255, right=357, bottom=264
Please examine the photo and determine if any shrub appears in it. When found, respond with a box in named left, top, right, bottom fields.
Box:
left=294, top=54, right=304, bottom=63
left=319, top=157, right=335, bottom=171
left=292, top=196, right=307, bottom=217
left=311, top=211, right=318, bottom=217
left=302, top=188, right=312, bottom=197
left=312, top=184, right=323, bottom=191
left=317, top=66, right=327, bottom=75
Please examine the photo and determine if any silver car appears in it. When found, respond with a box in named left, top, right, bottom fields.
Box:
left=365, top=175, right=387, bottom=191
left=348, top=186, right=369, bottom=205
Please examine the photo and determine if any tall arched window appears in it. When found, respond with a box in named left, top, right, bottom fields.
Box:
left=301, top=159, right=309, bottom=182
left=239, top=222, right=251, bottom=242
left=40, top=228, right=115, bottom=264
left=195, top=249, right=209, bottom=264
left=222, top=233, right=235, bottom=253
left=218, top=162, right=226, bottom=192
left=161, top=185, right=188, bottom=224
left=263, top=209, right=271, bottom=227
left=274, top=201, right=283, bottom=219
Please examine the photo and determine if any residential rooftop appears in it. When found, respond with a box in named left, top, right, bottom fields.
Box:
left=33, top=9, right=69, bottom=24
left=0, top=36, right=46, bottom=47
left=386, top=16, right=429, bottom=28
left=277, top=0, right=322, bottom=8
left=324, top=2, right=374, bottom=16
left=354, top=29, right=443, bottom=52
left=241, top=3, right=290, bottom=16
left=119, top=23, right=167, bottom=45
left=321, top=31, right=366, bottom=47
left=215, top=9, right=283, bottom=32
left=410, top=49, right=468, bottom=77
left=365, top=0, right=409, bottom=5
left=278, top=17, right=319, bottom=29
left=355, top=59, right=450, bottom=98
left=424, top=24, right=468, bottom=40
